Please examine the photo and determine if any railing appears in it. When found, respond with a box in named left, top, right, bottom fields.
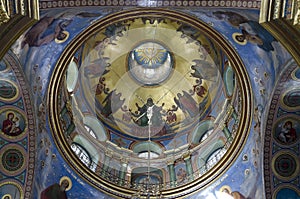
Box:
left=70, top=137, right=233, bottom=192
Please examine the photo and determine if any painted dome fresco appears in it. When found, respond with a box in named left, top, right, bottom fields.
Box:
left=49, top=9, right=252, bottom=198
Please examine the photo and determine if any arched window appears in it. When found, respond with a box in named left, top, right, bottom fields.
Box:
left=199, top=128, right=214, bottom=142
left=71, top=143, right=91, bottom=167
left=138, top=151, right=160, bottom=159
left=66, top=59, right=79, bottom=93
left=84, top=125, right=97, bottom=139
left=206, top=148, right=227, bottom=170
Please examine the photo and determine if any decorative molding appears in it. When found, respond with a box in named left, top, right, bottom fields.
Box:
left=1, top=0, right=39, bottom=20
left=263, top=62, right=299, bottom=199
left=39, top=0, right=261, bottom=9
left=260, top=0, right=300, bottom=66
left=293, top=0, right=300, bottom=25
left=0, top=50, right=37, bottom=199
left=0, top=0, right=9, bottom=25
left=0, top=14, right=36, bottom=60
left=260, top=0, right=300, bottom=25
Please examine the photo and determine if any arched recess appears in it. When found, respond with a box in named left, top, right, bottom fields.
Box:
left=72, top=134, right=100, bottom=170
left=83, top=115, right=108, bottom=142
left=131, top=167, right=164, bottom=186
left=197, top=139, right=226, bottom=174
left=132, top=141, right=164, bottom=157
left=223, top=62, right=236, bottom=98
left=66, top=58, right=79, bottom=93
left=190, top=119, right=215, bottom=144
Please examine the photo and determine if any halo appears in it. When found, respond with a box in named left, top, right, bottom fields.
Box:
left=232, top=32, right=247, bottom=45
left=219, top=185, right=232, bottom=194
left=55, top=31, right=70, bottom=44
left=59, top=176, right=72, bottom=191
left=5, top=111, right=15, bottom=118
left=2, top=194, right=12, bottom=199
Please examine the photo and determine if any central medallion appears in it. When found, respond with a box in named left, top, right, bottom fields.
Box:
left=128, top=41, right=173, bottom=86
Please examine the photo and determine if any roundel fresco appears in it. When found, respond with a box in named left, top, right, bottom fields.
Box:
left=49, top=9, right=252, bottom=198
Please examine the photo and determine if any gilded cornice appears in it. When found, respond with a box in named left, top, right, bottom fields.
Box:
left=293, top=0, right=300, bottom=25
left=0, top=0, right=39, bottom=59
left=260, top=0, right=300, bottom=66
left=0, top=14, right=36, bottom=59
left=4, top=0, right=39, bottom=19
left=0, top=0, right=9, bottom=26
left=39, top=0, right=261, bottom=9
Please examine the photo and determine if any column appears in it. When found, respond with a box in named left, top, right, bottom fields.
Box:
left=167, top=162, right=176, bottom=187
left=231, top=109, right=238, bottom=122
left=101, top=151, right=112, bottom=178
left=119, top=158, right=128, bottom=186
left=222, top=125, right=232, bottom=142
left=184, top=155, right=194, bottom=181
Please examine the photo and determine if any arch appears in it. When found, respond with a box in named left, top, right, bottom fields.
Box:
left=131, top=167, right=164, bottom=186
left=190, top=119, right=215, bottom=144
left=197, top=139, right=225, bottom=174
left=66, top=58, right=79, bottom=93
left=83, top=115, right=108, bottom=141
left=71, top=142, right=92, bottom=167
left=223, top=62, right=235, bottom=97
left=73, top=134, right=100, bottom=166
left=132, top=141, right=163, bottom=156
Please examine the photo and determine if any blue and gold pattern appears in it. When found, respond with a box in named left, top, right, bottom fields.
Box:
left=0, top=80, right=18, bottom=101
left=128, top=41, right=173, bottom=85
left=0, top=51, right=35, bottom=199
left=133, top=46, right=168, bottom=68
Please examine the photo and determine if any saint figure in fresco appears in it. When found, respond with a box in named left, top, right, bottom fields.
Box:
left=1, top=112, right=14, bottom=134
left=176, top=168, right=187, bottom=183
left=131, top=98, right=164, bottom=127
left=1, top=112, right=24, bottom=136
left=278, top=121, right=297, bottom=143
left=220, top=186, right=248, bottom=199
left=40, top=177, right=72, bottom=199
left=238, top=20, right=277, bottom=51
left=22, top=11, right=101, bottom=47
left=101, top=89, right=124, bottom=118
left=22, top=16, right=71, bottom=47
left=212, top=11, right=277, bottom=51
left=174, top=91, right=198, bottom=118
left=10, top=116, right=22, bottom=136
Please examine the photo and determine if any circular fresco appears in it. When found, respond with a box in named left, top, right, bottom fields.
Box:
left=274, top=186, right=300, bottom=199
left=280, top=88, right=300, bottom=110
left=0, top=79, right=19, bottom=102
left=0, top=181, right=23, bottom=199
left=291, top=67, right=300, bottom=81
left=49, top=8, right=252, bottom=198
left=0, top=145, right=26, bottom=176
left=272, top=151, right=299, bottom=181
left=0, top=60, right=7, bottom=71
left=2, top=149, right=24, bottom=171
left=0, top=108, right=26, bottom=138
left=273, top=117, right=300, bottom=145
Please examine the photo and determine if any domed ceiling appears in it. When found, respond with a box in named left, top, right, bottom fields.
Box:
left=1, top=0, right=300, bottom=198
left=49, top=9, right=252, bottom=198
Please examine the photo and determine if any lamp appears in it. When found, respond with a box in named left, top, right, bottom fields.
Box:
left=131, top=104, right=163, bottom=199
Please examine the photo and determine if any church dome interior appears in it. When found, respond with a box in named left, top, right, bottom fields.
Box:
left=0, top=0, right=300, bottom=199
left=50, top=9, right=251, bottom=197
